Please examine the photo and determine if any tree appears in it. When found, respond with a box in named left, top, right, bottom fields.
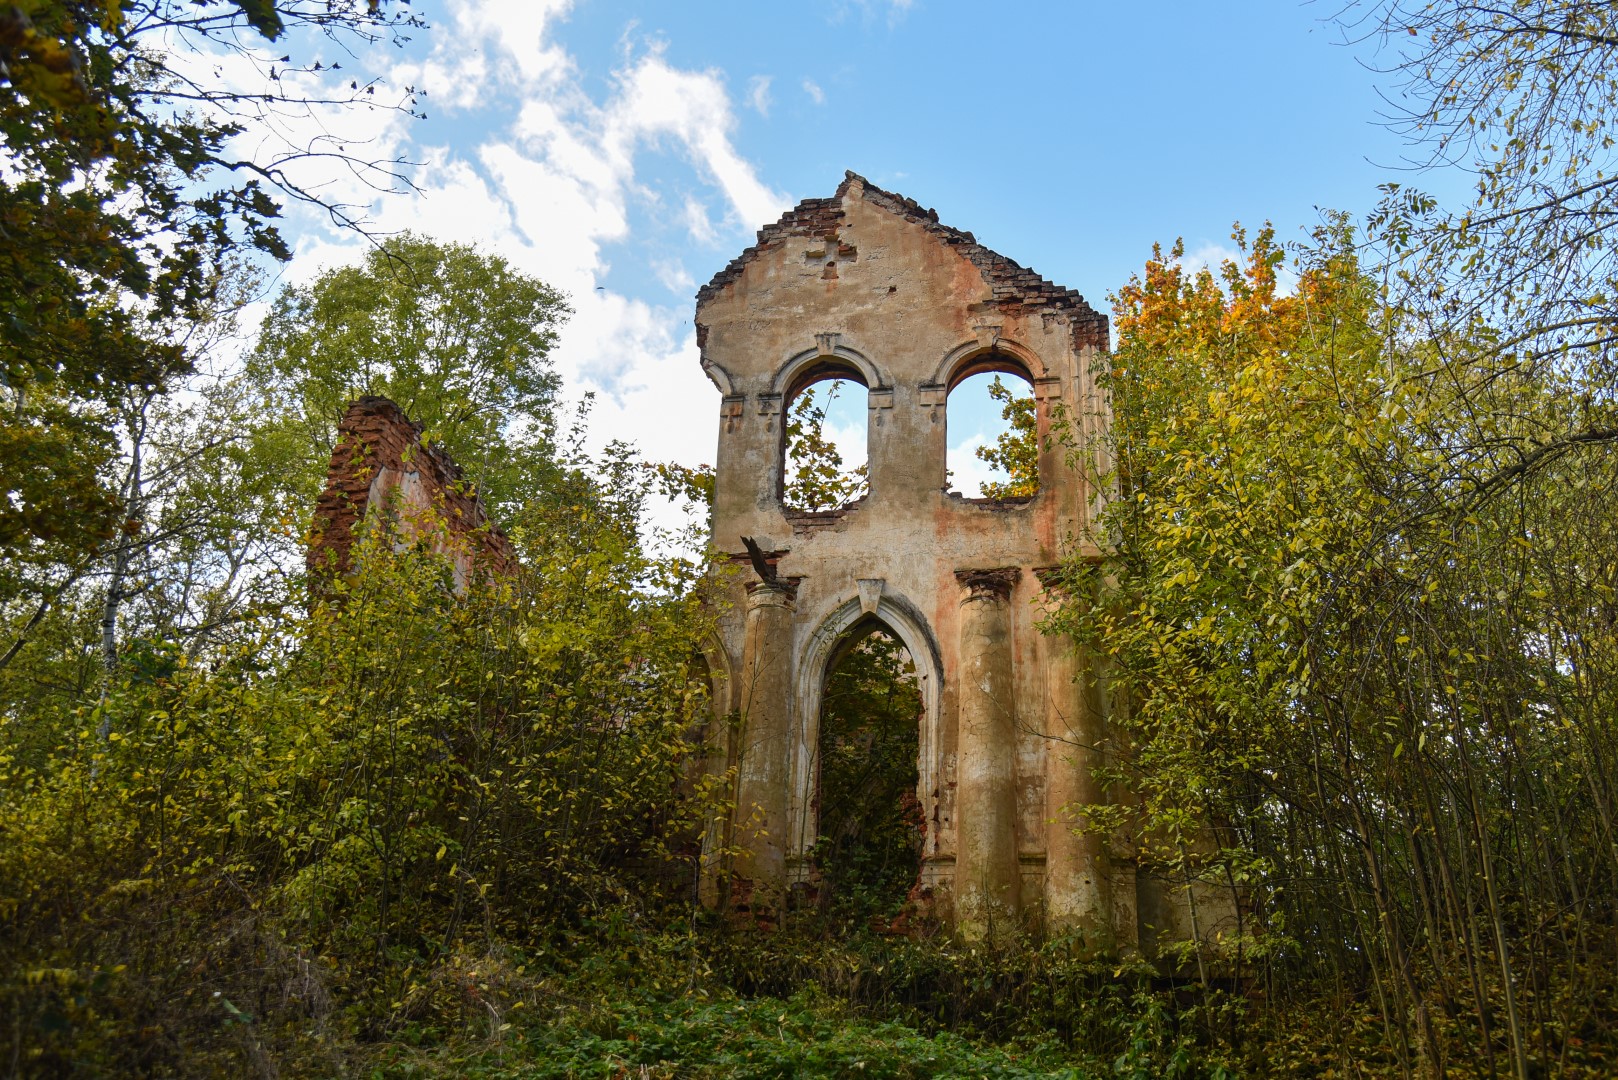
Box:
left=242, top=234, right=572, bottom=523
left=0, top=259, right=270, bottom=690
left=3, top=238, right=576, bottom=718
left=1346, top=0, right=1618, bottom=496
left=0, top=392, right=120, bottom=602
left=64, top=236, right=573, bottom=693
left=0, top=0, right=424, bottom=570
left=782, top=381, right=867, bottom=511
left=974, top=376, right=1039, bottom=498
left=1062, top=219, right=1618, bottom=1075
left=0, top=462, right=720, bottom=1069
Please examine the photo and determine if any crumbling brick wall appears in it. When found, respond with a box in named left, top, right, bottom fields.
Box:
left=308, top=395, right=516, bottom=586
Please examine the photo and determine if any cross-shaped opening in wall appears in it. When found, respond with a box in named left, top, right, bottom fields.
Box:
left=804, top=235, right=858, bottom=279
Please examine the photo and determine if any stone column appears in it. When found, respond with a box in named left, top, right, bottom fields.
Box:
left=730, top=579, right=796, bottom=921
left=953, top=567, right=1022, bottom=940
left=1037, top=570, right=1113, bottom=952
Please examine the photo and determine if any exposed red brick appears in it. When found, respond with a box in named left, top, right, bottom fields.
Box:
left=308, top=396, right=516, bottom=583
left=696, top=171, right=1110, bottom=352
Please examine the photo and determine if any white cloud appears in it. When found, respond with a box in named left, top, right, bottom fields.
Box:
left=821, top=419, right=868, bottom=471
left=802, top=79, right=826, bottom=105
left=1177, top=241, right=1296, bottom=296
left=583, top=328, right=714, bottom=464
left=608, top=49, right=789, bottom=228
left=826, top=0, right=916, bottom=27
left=682, top=196, right=717, bottom=245
left=1178, top=242, right=1240, bottom=279
left=651, top=257, right=695, bottom=294
left=946, top=434, right=1000, bottom=497
left=409, top=0, right=577, bottom=107
left=747, top=74, right=773, bottom=118
left=257, top=5, right=795, bottom=504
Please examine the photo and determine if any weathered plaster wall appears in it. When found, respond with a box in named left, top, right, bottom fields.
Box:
left=308, top=395, right=516, bottom=587
left=696, top=172, right=1162, bottom=945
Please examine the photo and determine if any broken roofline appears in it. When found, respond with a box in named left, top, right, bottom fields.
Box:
left=696, top=171, right=1108, bottom=346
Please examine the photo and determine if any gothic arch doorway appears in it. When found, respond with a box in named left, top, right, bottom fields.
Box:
left=801, top=619, right=923, bottom=922
left=787, top=592, right=944, bottom=907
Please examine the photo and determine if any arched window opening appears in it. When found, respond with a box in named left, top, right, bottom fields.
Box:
left=945, top=368, right=1039, bottom=499
left=783, top=374, right=868, bottom=511
left=811, top=623, right=923, bottom=929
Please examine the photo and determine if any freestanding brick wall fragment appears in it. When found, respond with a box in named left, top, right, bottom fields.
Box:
left=308, top=395, right=516, bottom=589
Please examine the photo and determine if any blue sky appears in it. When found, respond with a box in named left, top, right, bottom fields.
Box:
left=250, top=0, right=1471, bottom=499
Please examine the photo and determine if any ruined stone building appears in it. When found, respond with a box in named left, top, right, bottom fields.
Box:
left=304, top=177, right=1232, bottom=955
left=696, top=173, right=1231, bottom=951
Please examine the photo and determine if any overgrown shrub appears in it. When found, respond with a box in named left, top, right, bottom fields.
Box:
left=0, top=503, right=719, bottom=1072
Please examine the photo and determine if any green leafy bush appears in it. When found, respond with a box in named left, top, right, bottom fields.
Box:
left=0, top=495, right=719, bottom=1070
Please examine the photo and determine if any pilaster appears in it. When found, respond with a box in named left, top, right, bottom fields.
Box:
left=730, top=579, right=798, bottom=923
left=953, top=567, right=1022, bottom=940
left=1036, top=568, right=1114, bottom=953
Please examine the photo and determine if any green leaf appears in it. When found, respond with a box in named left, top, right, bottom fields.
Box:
left=230, top=0, right=285, bottom=39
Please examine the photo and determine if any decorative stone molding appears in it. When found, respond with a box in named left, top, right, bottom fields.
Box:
left=933, top=336, right=1050, bottom=389
left=971, top=319, right=1003, bottom=349
left=772, top=336, right=889, bottom=398
left=955, top=567, right=1023, bottom=601
left=745, top=578, right=799, bottom=605
left=701, top=355, right=736, bottom=396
